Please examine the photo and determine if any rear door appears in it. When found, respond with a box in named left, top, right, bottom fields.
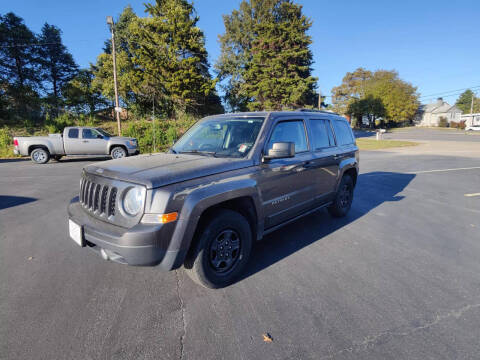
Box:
left=257, top=117, right=317, bottom=229
left=307, top=118, right=340, bottom=202
left=63, top=128, right=83, bottom=155
left=81, top=128, right=109, bottom=154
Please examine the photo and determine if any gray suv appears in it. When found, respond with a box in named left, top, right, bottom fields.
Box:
left=68, top=111, right=358, bottom=288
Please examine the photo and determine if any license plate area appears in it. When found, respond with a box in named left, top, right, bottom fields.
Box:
left=69, top=219, right=85, bottom=247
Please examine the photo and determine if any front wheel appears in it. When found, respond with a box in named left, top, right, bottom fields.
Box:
left=328, top=174, right=354, bottom=217
left=185, top=209, right=253, bottom=288
left=110, top=146, right=127, bottom=159
left=31, top=148, right=50, bottom=164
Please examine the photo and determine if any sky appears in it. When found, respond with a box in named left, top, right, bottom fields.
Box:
left=2, top=0, right=480, bottom=105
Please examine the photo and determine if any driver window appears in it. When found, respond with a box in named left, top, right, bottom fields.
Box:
left=267, top=120, right=308, bottom=153
left=82, top=128, right=101, bottom=139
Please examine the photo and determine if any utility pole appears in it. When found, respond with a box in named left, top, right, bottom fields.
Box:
left=106, top=16, right=121, bottom=136
left=318, top=90, right=322, bottom=109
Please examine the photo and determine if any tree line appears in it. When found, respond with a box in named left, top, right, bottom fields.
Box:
left=1, top=0, right=319, bottom=127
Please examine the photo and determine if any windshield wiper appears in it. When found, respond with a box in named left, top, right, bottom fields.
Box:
left=179, top=150, right=217, bottom=157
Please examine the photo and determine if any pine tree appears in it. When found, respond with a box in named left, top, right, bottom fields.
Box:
left=129, top=0, right=221, bottom=117
left=217, top=0, right=317, bottom=111
left=242, top=1, right=317, bottom=110
left=37, top=23, right=78, bottom=116
left=455, top=90, right=480, bottom=114
left=92, top=7, right=143, bottom=114
left=0, top=12, right=41, bottom=121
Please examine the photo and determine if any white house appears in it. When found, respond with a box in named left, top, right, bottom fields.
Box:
left=415, top=98, right=462, bottom=126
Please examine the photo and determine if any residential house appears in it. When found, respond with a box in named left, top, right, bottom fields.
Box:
left=415, top=98, right=462, bottom=126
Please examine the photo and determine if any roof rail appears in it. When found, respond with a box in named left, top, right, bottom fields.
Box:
left=298, top=108, right=339, bottom=115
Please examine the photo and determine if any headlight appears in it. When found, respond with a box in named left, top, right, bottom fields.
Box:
left=128, top=139, right=137, bottom=147
left=123, top=187, right=145, bottom=216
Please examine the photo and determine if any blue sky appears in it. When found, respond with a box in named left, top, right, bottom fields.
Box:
left=2, top=0, right=480, bottom=105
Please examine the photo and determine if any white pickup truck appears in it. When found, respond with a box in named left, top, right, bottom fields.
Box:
left=13, top=127, right=139, bottom=164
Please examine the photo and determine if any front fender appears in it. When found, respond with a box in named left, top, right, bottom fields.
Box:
left=164, top=177, right=262, bottom=269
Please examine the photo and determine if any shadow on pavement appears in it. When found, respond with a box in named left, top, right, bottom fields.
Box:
left=0, top=158, right=29, bottom=163
left=239, top=171, right=415, bottom=282
left=0, top=195, right=37, bottom=210
left=54, top=156, right=111, bottom=163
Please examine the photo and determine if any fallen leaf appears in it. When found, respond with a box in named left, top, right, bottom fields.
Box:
left=27, top=256, right=34, bottom=261
left=262, top=333, right=273, bottom=343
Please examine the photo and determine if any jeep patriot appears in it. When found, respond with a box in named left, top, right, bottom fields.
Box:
left=68, top=111, right=359, bottom=288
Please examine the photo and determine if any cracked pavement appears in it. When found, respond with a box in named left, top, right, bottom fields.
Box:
left=1, top=129, right=480, bottom=359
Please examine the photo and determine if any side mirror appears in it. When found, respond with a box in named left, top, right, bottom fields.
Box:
left=97, top=134, right=103, bottom=139
left=263, top=142, right=295, bottom=161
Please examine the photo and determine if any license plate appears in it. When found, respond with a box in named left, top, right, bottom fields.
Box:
left=69, top=219, right=84, bottom=247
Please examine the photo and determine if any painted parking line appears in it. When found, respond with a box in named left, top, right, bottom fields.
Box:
left=407, top=166, right=480, bottom=174
left=464, top=193, right=480, bottom=197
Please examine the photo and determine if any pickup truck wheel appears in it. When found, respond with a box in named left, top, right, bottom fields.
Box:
left=31, top=148, right=50, bottom=164
left=111, top=146, right=127, bottom=159
left=328, top=174, right=354, bottom=217
left=185, top=209, right=252, bottom=288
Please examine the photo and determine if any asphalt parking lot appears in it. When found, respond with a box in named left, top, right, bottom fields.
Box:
left=1, top=129, right=480, bottom=360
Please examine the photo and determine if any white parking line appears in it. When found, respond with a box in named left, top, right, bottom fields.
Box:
left=464, top=193, right=480, bottom=197
left=407, top=166, right=480, bottom=174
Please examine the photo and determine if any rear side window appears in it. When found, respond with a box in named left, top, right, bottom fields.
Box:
left=333, top=120, right=354, bottom=145
left=267, top=120, right=308, bottom=153
left=68, top=128, right=79, bottom=138
left=310, top=119, right=336, bottom=149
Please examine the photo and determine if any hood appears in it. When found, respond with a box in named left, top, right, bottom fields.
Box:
left=85, top=153, right=253, bottom=189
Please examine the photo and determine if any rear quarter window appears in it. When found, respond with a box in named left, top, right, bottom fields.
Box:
left=332, top=120, right=354, bottom=145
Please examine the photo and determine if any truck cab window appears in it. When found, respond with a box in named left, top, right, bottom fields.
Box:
left=82, top=129, right=102, bottom=139
left=68, top=128, right=79, bottom=139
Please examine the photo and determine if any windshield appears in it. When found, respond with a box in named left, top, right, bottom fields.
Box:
left=95, top=128, right=112, bottom=137
left=172, top=117, right=264, bottom=158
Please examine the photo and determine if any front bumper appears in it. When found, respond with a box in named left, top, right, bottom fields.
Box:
left=128, top=148, right=140, bottom=156
left=67, top=198, right=182, bottom=270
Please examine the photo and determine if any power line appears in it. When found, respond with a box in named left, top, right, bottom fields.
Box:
left=419, top=85, right=480, bottom=98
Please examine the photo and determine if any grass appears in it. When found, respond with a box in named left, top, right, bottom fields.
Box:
left=356, top=138, right=418, bottom=150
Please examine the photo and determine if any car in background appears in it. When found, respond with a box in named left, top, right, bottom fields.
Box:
left=465, top=124, right=480, bottom=131
left=13, top=127, right=139, bottom=164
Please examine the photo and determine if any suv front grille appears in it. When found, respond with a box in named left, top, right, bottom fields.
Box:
left=80, top=178, right=117, bottom=217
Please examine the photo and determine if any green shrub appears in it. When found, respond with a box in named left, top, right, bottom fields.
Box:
left=45, top=112, right=76, bottom=133
left=438, top=116, right=449, bottom=127
left=0, top=127, right=14, bottom=158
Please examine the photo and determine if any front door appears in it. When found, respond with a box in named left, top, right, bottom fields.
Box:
left=81, top=128, right=108, bottom=155
left=257, top=118, right=317, bottom=229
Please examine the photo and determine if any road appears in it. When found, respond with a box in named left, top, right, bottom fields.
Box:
left=356, top=127, right=480, bottom=142
left=1, top=131, right=480, bottom=359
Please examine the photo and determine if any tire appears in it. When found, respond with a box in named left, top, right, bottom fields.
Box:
left=31, top=148, right=50, bottom=164
left=328, top=174, right=354, bottom=218
left=111, top=146, right=127, bottom=159
left=185, top=209, right=253, bottom=288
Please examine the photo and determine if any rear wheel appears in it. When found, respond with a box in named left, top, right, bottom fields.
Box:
left=328, top=174, right=354, bottom=217
left=31, top=148, right=50, bottom=164
left=185, top=209, right=252, bottom=288
left=111, top=146, right=127, bottom=159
